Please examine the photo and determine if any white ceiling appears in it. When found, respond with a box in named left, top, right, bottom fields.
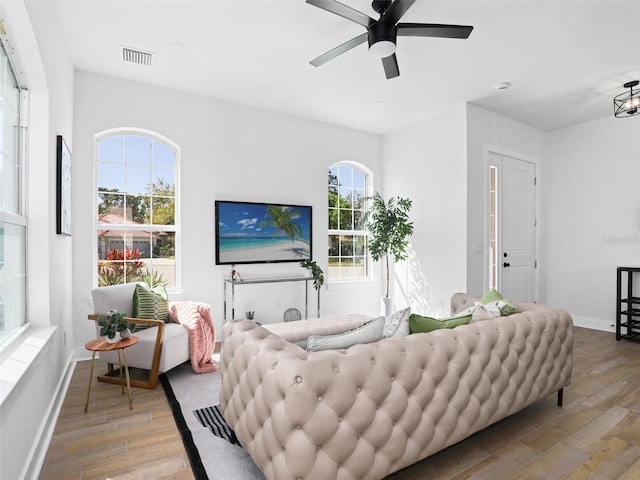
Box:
left=54, top=0, right=640, bottom=135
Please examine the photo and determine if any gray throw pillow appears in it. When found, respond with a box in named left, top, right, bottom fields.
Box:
left=383, top=307, right=411, bottom=338
left=307, top=315, right=385, bottom=352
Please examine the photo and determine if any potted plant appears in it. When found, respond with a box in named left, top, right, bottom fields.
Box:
left=366, top=191, right=414, bottom=315
left=300, top=259, right=325, bottom=291
left=97, top=309, right=130, bottom=343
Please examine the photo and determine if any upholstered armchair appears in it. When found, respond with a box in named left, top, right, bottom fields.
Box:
left=89, top=283, right=190, bottom=389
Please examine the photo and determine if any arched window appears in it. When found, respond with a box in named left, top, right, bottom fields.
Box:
left=95, top=130, right=179, bottom=290
left=328, top=162, right=371, bottom=282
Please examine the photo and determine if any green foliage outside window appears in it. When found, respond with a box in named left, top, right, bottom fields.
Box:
left=328, top=167, right=368, bottom=279
left=98, top=178, right=175, bottom=227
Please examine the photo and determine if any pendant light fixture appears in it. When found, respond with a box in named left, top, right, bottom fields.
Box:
left=613, top=80, right=640, bottom=118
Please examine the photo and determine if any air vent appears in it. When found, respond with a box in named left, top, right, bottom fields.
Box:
left=120, top=46, right=153, bottom=66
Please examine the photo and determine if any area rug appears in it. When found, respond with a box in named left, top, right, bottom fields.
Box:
left=193, top=405, right=240, bottom=446
left=160, top=357, right=265, bottom=480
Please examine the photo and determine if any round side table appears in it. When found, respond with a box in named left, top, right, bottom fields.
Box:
left=84, top=336, right=138, bottom=413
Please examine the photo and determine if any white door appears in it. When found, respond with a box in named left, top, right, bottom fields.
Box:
left=490, top=153, right=536, bottom=302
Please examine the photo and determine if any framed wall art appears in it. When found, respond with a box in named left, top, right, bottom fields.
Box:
left=56, top=135, right=72, bottom=236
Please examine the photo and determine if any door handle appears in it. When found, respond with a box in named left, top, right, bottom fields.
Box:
left=503, top=262, right=511, bottom=268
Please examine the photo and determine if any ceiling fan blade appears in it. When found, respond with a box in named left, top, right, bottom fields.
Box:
left=382, top=54, right=400, bottom=79
left=306, top=0, right=374, bottom=28
left=398, top=23, right=473, bottom=39
left=310, top=33, right=368, bottom=67
left=382, top=0, right=416, bottom=23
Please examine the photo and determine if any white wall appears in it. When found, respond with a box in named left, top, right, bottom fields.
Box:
left=466, top=104, right=546, bottom=298
left=545, top=115, right=640, bottom=330
left=72, top=71, right=383, bottom=345
left=382, top=104, right=468, bottom=316
left=0, top=1, right=75, bottom=479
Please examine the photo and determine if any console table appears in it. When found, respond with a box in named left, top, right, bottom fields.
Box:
left=223, top=275, right=320, bottom=322
left=616, top=266, right=640, bottom=342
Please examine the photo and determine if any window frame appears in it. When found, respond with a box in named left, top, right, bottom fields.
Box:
left=0, top=35, right=28, bottom=346
left=327, top=161, right=373, bottom=285
left=93, top=128, right=181, bottom=292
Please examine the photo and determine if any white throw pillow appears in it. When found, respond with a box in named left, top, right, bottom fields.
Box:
left=383, top=307, right=411, bottom=338
left=307, top=315, right=385, bottom=352
left=470, top=300, right=504, bottom=322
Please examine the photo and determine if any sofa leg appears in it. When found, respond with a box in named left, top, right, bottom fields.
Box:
left=557, top=388, right=564, bottom=407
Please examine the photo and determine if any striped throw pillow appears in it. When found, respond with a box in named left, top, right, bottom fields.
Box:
left=132, top=284, right=169, bottom=331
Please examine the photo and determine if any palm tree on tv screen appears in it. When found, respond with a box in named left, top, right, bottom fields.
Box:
left=260, top=205, right=303, bottom=243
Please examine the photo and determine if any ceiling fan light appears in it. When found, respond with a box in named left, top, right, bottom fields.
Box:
left=369, top=40, right=396, bottom=58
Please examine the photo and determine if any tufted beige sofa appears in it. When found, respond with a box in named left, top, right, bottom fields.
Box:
left=219, top=293, right=574, bottom=480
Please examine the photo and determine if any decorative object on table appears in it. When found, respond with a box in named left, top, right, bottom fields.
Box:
left=245, top=311, right=255, bottom=320
left=56, top=135, right=72, bottom=236
left=97, top=309, right=129, bottom=343
left=230, top=264, right=242, bottom=281
left=299, top=259, right=324, bottom=291
left=613, top=80, right=640, bottom=118
left=283, top=307, right=301, bottom=322
left=366, top=191, right=414, bottom=316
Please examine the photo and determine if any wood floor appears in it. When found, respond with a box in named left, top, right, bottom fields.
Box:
left=40, top=327, right=640, bottom=480
left=39, top=358, right=195, bottom=480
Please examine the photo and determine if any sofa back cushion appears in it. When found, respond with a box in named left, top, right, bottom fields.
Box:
left=307, top=315, right=385, bottom=351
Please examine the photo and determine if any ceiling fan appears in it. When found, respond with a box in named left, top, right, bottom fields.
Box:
left=307, top=0, right=473, bottom=79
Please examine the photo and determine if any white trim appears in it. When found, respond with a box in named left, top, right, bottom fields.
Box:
left=484, top=143, right=541, bottom=303
left=327, top=160, right=373, bottom=285
left=92, top=128, right=181, bottom=291
left=572, top=314, right=616, bottom=333
left=24, top=353, right=76, bottom=480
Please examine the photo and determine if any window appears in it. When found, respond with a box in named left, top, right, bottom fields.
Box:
left=489, top=165, right=498, bottom=290
left=96, top=131, right=179, bottom=290
left=328, top=163, right=370, bottom=281
left=0, top=39, right=27, bottom=344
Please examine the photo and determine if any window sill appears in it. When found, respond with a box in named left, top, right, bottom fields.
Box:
left=0, top=324, right=57, bottom=406
left=326, top=278, right=375, bottom=290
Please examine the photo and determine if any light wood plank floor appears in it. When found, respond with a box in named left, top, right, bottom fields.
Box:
left=40, top=327, right=640, bottom=480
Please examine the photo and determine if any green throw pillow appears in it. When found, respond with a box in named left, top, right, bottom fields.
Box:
left=409, top=313, right=472, bottom=333
left=132, top=284, right=169, bottom=331
left=480, top=288, right=517, bottom=316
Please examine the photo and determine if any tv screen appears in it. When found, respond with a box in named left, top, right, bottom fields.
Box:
left=215, top=200, right=312, bottom=265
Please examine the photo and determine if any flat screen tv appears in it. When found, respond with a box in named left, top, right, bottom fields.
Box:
left=215, top=200, right=312, bottom=265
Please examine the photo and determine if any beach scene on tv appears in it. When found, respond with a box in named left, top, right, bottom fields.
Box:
left=216, top=202, right=311, bottom=264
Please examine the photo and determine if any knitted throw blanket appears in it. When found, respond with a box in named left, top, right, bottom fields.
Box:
left=168, top=301, right=217, bottom=373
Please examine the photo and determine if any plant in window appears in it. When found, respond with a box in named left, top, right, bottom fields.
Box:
left=134, top=269, right=169, bottom=288
left=98, top=248, right=145, bottom=286
left=366, top=191, right=414, bottom=302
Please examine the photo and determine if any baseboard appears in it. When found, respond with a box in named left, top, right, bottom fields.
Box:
left=572, top=314, right=616, bottom=333
left=23, top=353, right=76, bottom=480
